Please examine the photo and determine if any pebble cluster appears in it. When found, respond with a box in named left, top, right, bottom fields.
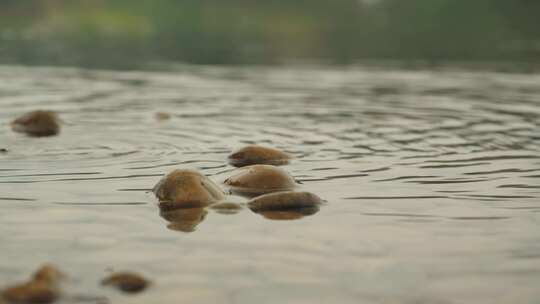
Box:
left=1, top=265, right=149, bottom=304
left=4, top=111, right=325, bottom=303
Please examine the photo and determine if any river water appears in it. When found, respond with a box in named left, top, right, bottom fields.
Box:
left=0, top=65, right=539, bottom=304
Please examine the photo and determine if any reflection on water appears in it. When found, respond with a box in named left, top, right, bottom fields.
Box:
left=160, top=208, right=208, bottom=233
left=256, top=206, right=320, bottom=221
left=0, top=65, right=540, bottom=303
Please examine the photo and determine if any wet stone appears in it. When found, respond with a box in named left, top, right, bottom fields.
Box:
left=11, top=111, right=60, bottom=137
left=101, top=272, right=149, bottom=294
left=248, top=191, right=322, bottom=212
left=155, top=112, right=171, bottom=121
left=153, top=169, right=225, bottom=210
left=32, top=265, right=64, bottom=285
left=2, top=281, right=59, bottom=304
left=228, top=145, right=291, bottom=167
left=224, top=165, right=296, bottom=196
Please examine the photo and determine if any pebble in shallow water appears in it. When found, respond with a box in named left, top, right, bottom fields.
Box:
left=209, top=202, right=243, bottom=214
left=1, top=264, right=63, bottom=304
left=248, top=191, right=322, bottom=212
left=228, top=145, right=291, bottom=167
left=153, top=169, right=225, bottom=210
left=10, top=111, right=60, bottom=137
left=101, top=272, right=150, bottom=293
left=224, top=165, right=296, bottom=196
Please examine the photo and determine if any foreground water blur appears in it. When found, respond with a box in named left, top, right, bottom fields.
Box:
left=0, top=65, right=539, bottom=304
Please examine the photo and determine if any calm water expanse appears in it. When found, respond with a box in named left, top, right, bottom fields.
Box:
left=1, top=65, right=539, bottom=304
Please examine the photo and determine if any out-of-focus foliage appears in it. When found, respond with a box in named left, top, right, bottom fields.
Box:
left=0, top=0, right=538, bottom=68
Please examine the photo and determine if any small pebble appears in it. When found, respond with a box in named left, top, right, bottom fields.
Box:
left=160, top=208, right=208, bottom=232
left=0, top=148, right=7, bottom=153
left=2, top=280, right=59, bottom=304
left=155, top=112, right=171, bottom=121
left=224, top=165, right=296, bottom=195
left=248, top=191, right=322, bottom=212
left=228, top=145, right=291, bottom=167
left=11, top=111, right=60, bottom=137
left=101, top=272, right=150, bottom=293
left=153, top=169, right=225, bottom=210
left=32, top=265, right=64, bottom=285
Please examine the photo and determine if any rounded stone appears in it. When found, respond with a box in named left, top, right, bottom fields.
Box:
left=224, top=165, right=296, bottom=195
left=11, top=110, right=60, bottom=137
left=228, top=145, right=290, bottom=167
left=1, top=280, right=59, bottom=304
left=32, top=265, right=64, bottom=285
left=153, top=169, right=225, bottom=209
left=248, top=191, right=322, bottom=212
left=101, top=272, right=149, bottom=293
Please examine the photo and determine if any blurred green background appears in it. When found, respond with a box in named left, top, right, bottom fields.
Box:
left=1, top=0, right=539, bottom=69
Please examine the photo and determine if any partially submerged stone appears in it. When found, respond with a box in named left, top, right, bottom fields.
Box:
left=11, top=111, right=60, bottom=137
left=153, top=169, right=225, bottom=210
left=155, top=112, right=171, bottom=121
left=2, top=281, right=59, bottom=304
left=101, top=272, right=149, bottom=294
left=248, top=191, right=322, bottom=212
left=32, top=265, right=64, bottom=285
left=160, top=208, right=208, bottom=233
left=1, top=264, right=63, bottom=304
left=224, top=165, right=296, bottom=196
left=228, top=145, right=290, bottom=167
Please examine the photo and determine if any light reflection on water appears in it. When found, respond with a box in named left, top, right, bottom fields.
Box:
left=0, top=65, right=539, bottom=303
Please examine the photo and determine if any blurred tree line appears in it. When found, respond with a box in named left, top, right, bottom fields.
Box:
left=0, top=0, right=538, bottom=68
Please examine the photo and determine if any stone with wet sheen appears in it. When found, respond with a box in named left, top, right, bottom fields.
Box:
left=153, top=169, right=225, bottom=209
left=1, top=264, right=63, bottom=304
left=32, top=265, right=64, bottom=285
left=224, top=165, right=296, bottom=195
left=248, top=191, right=322, bottom=212
left=228, top=145, right=291, bottom=167
left=2, top=281, right=59, bottom=304
left=11, top=111, right=60, bottom=137
left=101, top=272, right=149, bottom=293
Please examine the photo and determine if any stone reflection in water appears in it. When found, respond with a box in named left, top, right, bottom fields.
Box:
left=228, top=145, right=291, bottom=167
left=224, top=165, right=296, bottom=196
left=257, top=206, right=320, bottom=221
left=209, top=202, right=243, bottom=214
left=160, top=208, right=208, bottom=233
left=153, top=169, right=225, bottom=210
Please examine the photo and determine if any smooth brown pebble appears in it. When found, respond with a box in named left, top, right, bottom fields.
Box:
left=155, top=112, right=171, bottom=121
left=32, top=265, right=64, bottom=285
left=224, top=165, right=296, bottom=195
left=101, top=272, right=149, bottom=294
left=11, top=111, right=60, bottom=137
left=248, top=191, right=322, bottom=212
left=228, top=145, right=291, bottom=167
left=2, top=281, right=59, bottom=304
left=153, top=169, right=225, bottom=209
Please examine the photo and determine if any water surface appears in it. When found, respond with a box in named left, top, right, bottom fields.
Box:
left=1, top=65, right=539, bottom=303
